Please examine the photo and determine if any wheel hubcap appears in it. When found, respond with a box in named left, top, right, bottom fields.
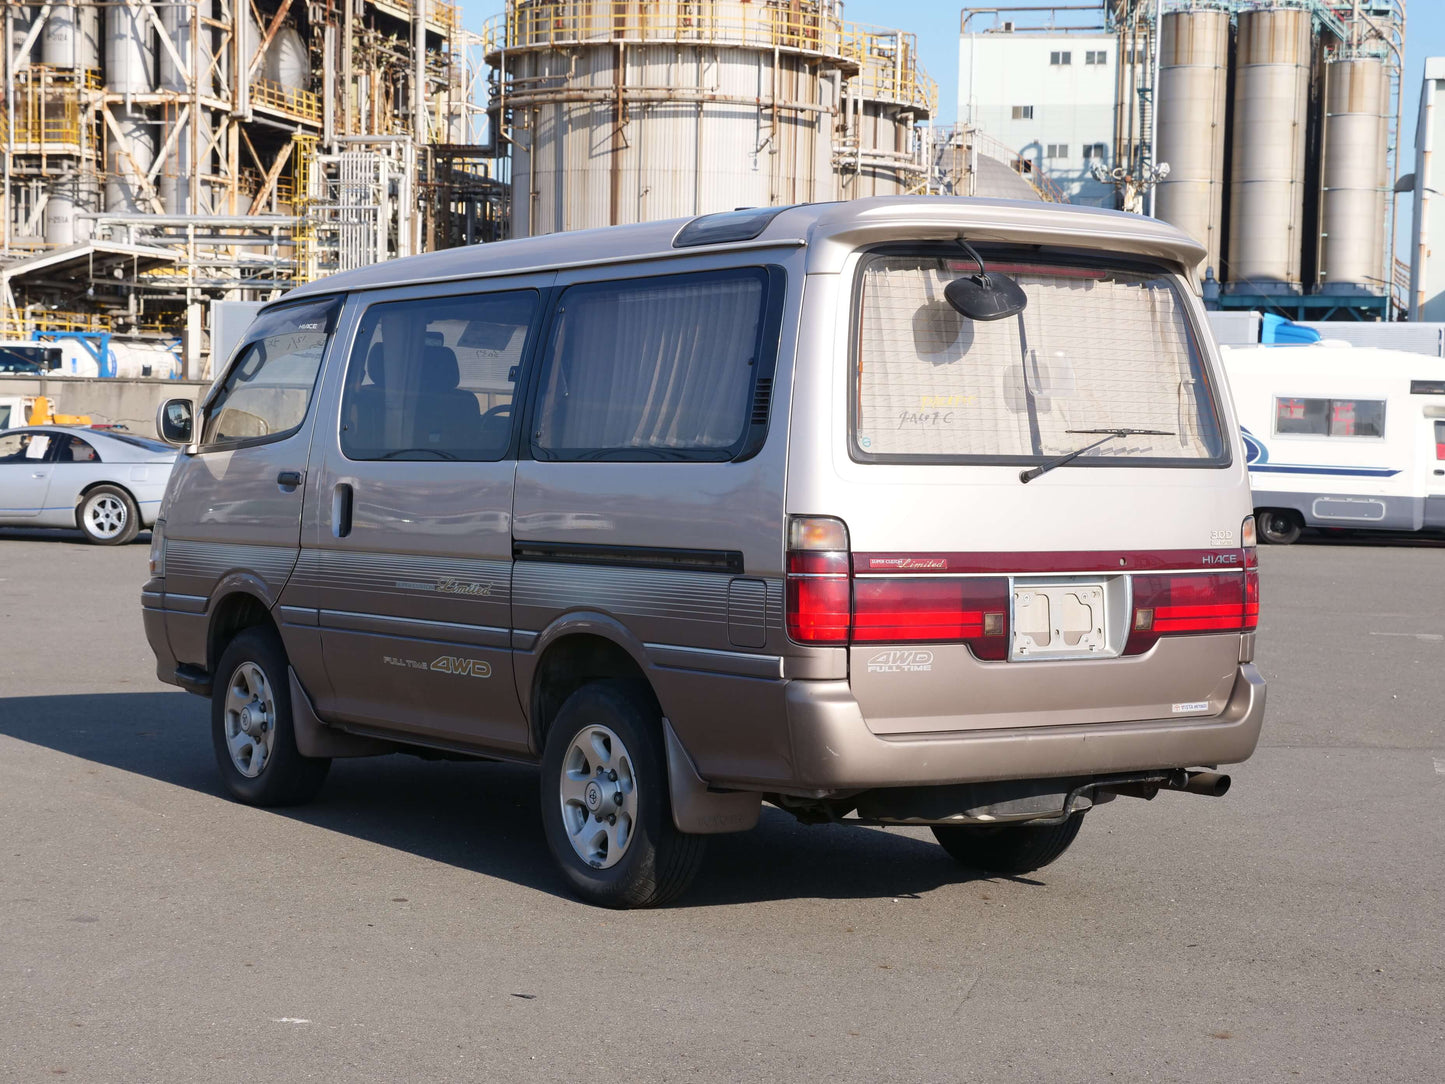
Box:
left=223, top=661, right=275, bottom=778
left=559, top=725, right=637, bottom=870
left=85, top=495, right=127, bottom=539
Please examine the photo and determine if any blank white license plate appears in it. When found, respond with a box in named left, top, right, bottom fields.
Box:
left=1011, top=582, right=1107, bottom=661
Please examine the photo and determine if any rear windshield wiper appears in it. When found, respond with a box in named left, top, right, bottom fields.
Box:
left=1019, top=428, right=1175, bottom=484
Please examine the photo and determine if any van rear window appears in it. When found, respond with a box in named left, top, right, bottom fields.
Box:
left=852, top=253, right=1226, bottom=466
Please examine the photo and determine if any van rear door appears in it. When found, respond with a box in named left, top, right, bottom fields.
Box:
left=804, top=246, right=1254, bottom=735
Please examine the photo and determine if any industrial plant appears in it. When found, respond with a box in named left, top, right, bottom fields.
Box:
left=0, top=0, right=493, bottom=377
left=0, top=0, right=956, bottom=378
left=1155, top=0, right=1404, bottom=320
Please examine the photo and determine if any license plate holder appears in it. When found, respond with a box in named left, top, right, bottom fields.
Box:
left=1010, top=580, right=1110, bottom=661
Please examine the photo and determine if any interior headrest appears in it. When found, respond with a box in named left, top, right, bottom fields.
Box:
left=366, top=343, right=387, bottom=386
left=421, top=346, right=460, bottom=392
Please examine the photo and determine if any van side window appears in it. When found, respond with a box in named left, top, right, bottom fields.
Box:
left=1274, top=397, right=1385, bottom=438
left=341, top=290, right=538, bottom=462
left=533, top=268, right=773, bottom=461
left=201, top=297, right=340, bottom=448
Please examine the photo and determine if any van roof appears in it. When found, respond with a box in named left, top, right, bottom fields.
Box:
left=281, top=196, right=1207, bottom=302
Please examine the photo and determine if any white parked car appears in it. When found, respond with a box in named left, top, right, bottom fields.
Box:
left=0, top=425, right=176, bottom=544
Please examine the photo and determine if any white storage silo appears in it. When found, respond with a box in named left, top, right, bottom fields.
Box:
left=1154, top=5, right=1230, bottom=276
left=158, top=1, right=213, bottom=214
left=45, top=172, right=100, bottom=246
left=1319, top=54, right=1390, bottom=294
left=42, top=3, right=102, bottom=70
left=1226, top=3, right=1313, bottom=290
left=494, top=0, right=846, bottom=237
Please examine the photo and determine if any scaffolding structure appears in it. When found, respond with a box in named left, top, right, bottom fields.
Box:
left=0, top=0, right=492, bottom=375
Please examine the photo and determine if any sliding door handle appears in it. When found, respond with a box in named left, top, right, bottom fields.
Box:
left=277, top=469, right=304, bottom=490
left=332, top=483, right=354, bottom=538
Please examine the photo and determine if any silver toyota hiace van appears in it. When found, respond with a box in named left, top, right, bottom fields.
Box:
left=144, top=197, right=1265, bottom=907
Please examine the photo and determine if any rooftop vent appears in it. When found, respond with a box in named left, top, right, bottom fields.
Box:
left=673, top=206, right=795, bottom=248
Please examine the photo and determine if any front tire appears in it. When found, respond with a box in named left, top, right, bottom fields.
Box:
left=1257, top=509, right=1302, bottom=546
left=211, top=626, right=330, bottom=806
left=932, top=812, right=1085, bottom=875
left=539, top=681, right=706, bottom=908
left=78, top=485, right=139, bottom=545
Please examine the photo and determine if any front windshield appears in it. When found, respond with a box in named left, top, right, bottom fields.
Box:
left=852, top=252, right=1226, bottom=465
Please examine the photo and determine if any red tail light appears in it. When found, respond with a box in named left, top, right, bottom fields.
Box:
left=785, top=518, right=850, bottom=645
left=1243, top=514, right=1260, bottom=631
left=786, top=516, right=1009, bottom=656
left=1127, top=571, right=1253, bottom=654
left=853, top=577, right=1009, bottom=659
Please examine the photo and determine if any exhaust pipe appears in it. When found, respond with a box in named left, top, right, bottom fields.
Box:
left=1166, top=770, right=1231, bottom=797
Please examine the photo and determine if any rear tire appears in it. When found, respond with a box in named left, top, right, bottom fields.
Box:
left=932, top=812, right=1085, bottom=875
left=78, top=485, right=139, bottom=545
left=1257, top=509, right=1302, bottom=546
left=539, top=681, right=706, bottom=908
left=211, top=626, right=331, bottom=806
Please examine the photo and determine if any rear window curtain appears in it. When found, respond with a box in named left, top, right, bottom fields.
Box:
left=854, top=256, right=1224, bottom=463
left=533, top=269, right=767, bottom=458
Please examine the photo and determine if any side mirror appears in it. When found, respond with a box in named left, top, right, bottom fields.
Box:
left=157, top=398, right=194, bottom=446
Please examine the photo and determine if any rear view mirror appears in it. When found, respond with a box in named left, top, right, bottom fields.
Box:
left=157, top=398, right=194, bottom=445
left=945, top=238, right=1029, bottom=322
left=944, top=274, right=1028, bottom=322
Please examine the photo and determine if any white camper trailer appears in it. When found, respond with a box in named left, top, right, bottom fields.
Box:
left=1221, top=344, right=1445, bottom=542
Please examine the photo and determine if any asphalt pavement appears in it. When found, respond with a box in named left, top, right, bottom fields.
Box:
left=0, top=527, right=1441, bottom=1082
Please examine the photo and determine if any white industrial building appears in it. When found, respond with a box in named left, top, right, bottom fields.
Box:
left=958, top=25, right=1121, bottom=207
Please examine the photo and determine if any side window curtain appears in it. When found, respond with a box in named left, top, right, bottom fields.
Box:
left=533, top=268, right=774, bottom=461
left=339, top=290, right=539, bottom=462
left=200, top=297, right=341, bottom=448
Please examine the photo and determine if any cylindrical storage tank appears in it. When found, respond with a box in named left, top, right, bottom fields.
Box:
left=499, top=1, right=843, bottom=237
left=109, top=340, right=183, bottom=380
left=263, top=27, right=309, bottom=91
left=44, top=172, right=100, bottom=246
left=1226, top=5, right=1313, bottom=290
left=838, top=30, right=934, bottom=199
left=159, top=2, right=213, bottom=214
left=1154, top=6, right=1230, bottom=276
left=42, top=4, right=102, bottom=70
left=841, top=101, right=917, bottom=198
left=105, top=2, right=156, bottom=96
left=1319, top=55, right=1390, bottom=293
left=8, top=7, right=37, bottom=68
left=104, top=110, right=156, bottom=214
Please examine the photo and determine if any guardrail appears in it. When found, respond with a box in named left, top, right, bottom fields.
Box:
left=250, top=78, right=322, bottom=124
left=842, top=23, right=937, bottom=115
left=0, top=310, right=113, bottom=338
left=484, top=0, right=847, bottom=58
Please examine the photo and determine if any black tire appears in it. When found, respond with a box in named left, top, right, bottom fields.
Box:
left=211, top=626, right=330, bottom=807
left=1257, top=509, right=1302, bottom=546
left=539, top=681, right=706, bottom=908
left=77, top=485, right=139, bottom=545
left=932, top=812, right=1085, bottom=875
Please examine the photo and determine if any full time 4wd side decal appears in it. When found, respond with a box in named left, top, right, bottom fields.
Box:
left=383, top=655, right=492, bottom=678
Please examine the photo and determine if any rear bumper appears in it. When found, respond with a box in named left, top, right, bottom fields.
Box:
left=780, top=663, right=1265, bottom=792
